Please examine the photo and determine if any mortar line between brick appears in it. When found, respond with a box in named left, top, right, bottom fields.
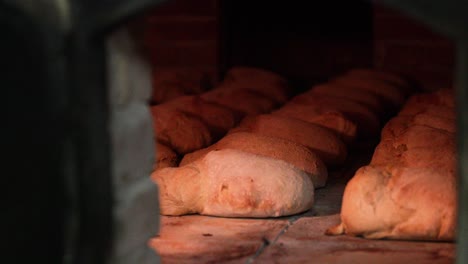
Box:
left=244, top=213, right=306, bottom=264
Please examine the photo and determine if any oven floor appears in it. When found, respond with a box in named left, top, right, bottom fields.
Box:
left=149, top=146, right=456, bottom=263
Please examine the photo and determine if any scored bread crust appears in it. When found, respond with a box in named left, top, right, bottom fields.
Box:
left=371, top=125, right=456, bottom=171
left=230, top=114, right=348, bottom=166
left=163, top=95, right=241, bottom=139
left=201, top=84, right=277, bottom=115
left=310, top=83, right=388, bottom=117
left=289, top=94, right=380, bottom=137
left=330, top=76, right=407, bottom=109
left=273, top=103, right=357, bottom=144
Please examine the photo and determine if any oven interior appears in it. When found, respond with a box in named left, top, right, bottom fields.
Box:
left=3, top=0, right=467, bottom=263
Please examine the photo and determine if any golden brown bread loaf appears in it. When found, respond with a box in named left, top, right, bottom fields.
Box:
left=230, top=114, right=347, bottom=166
left=201, top=84, right=277, bottom=116
left=328, top=89, right=457, bottom=241
left=150, top=105, right=212, bottom=154
left=272, top=103, right=357, bottom=144
left=408, top=88, right=454, bottom=107
left=154, top=141, right=178, bottom=170
left=180, top=132, right=328, bottom=188
left=399, top=89, right=455, bottom=117
left=327, top=165, right=456, bottom=241
left=372, top=125, right=456, bottom=171
left=222, top=66, right=289, bottom=104
left=162, top=95, right=241, bottom=140
left=290, top=94, right=380, bottom=137
left=151, top=149, right=315, bottom=217
left=380, top=113, right=455, bottom=141
left=311, top=83, right=387, bottom=116
left=343, top=68, right=412, bottom=92
left=330, top=75, right=407, bottom=109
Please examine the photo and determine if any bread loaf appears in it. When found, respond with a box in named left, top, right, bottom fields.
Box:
left=372, top=125, right=456, bottom=170
left=327, top=89, right=457, bottom=241
left=151, top=149, right=315, bottom=217
left=150, top=105, right=212, bottom=154
left=330, top=76, right=407, bottom=109
left=380, top=113, right=455, bottom=141
left=154, top=141, right=178, bottom=170
left=311, top=83, right=387, bottom=116
left=399, top=90, right=455, bottom=118
left=290, top=94, right=380, bottom=137
left=327, top=165, right=456, bottom=241
left=201, top=84, right=277, bottom=115
left=180, top=132, right=328, bottom=187
left=273, top=103, right=357, bottom=144
left=343, top=68, right=412, bottom=92
left=163, top=95, right=241, bottom=139
left=230, top=114, right=347, bottom=166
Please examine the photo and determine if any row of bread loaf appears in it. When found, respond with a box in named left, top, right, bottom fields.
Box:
left=151, top=68, right=415, bottom=218
left=326, top=88, right=457, bottom=241
left=151, top=67, right=291, bottom=170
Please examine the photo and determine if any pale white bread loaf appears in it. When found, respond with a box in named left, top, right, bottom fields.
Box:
left=273, top=103, right=357, bottom=144
left=150, top=105, right=212, bottom=154
left=201, top=83, right=277, bottom=116
left=326, top=165, right=456, bottom=241
left=230, top=114, right=348, bottom=166
left=180, top=132, right=328, bottom=187
left=343, top=68, right=412, bottom=92
left=162, top=95, right=241, bottom=139
left=310, top=83, right=388, bottom=117
left=154, top=141, right=178, bottom=170
left=289, top=94, right=380, bottom=137
left=151, top=149, right=315, bottom=217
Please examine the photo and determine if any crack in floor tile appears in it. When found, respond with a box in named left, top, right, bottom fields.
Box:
left=244, top=212, right=310, bottom=264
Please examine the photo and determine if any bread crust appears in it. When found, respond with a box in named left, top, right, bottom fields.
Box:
left=230, top=114, right=348, bottom=166
left=180, top=132, right=328, bottom=188
left=152, top=149, right=315, bottom=217
left=150, top=105, right=212, bottom=154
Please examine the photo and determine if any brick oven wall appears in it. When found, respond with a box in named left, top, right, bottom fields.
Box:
left=134, top=0, right=221, bottom=82
left=132, top=1, right=455, bottom=92
left=373, top=4, right=455, bottom=91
